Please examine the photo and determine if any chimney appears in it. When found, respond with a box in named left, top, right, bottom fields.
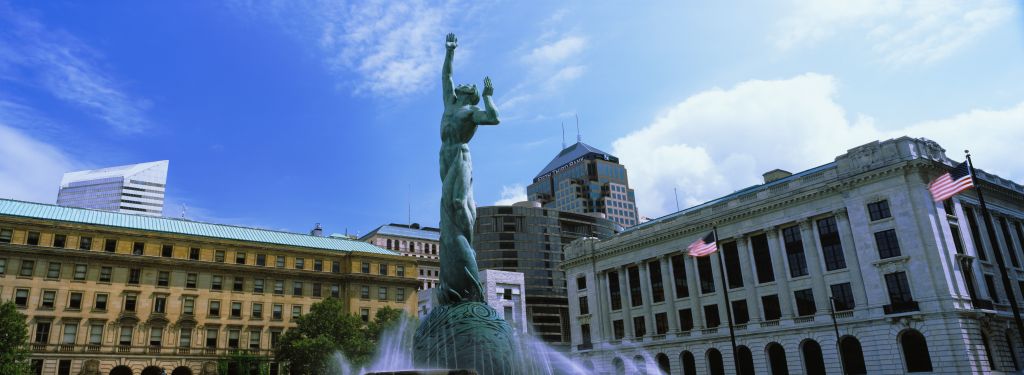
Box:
left=762, top=169, right=793, bottom=184
left=310, top=223, right=323, bottom=237
left=411, top=223, right=421, bottom=229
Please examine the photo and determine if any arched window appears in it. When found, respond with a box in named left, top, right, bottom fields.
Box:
left=736, top=345, right=755, bottom=375
left=612, top=357, right=625, bottom=375
left=170, top=367, right=193, bottom=375
left=680, top=351, right=697, bottom=375
left=767, top=342, right=789, bottom=375
left=655, top=353, right=670, bottom=374
left=900, top=329, right=933, bottom=372
left=801, top=339, right=826, bottom=375
left=634, top=355, right=647, bottom=375
left=839, top=336, right=868, bottom=375
left=706, top=348, right=724, bottom=375
left=982, top=332, right=996, bottom=371
left=110, top=366, right=133, bottom=375
left=141, top=366, right=163, bottom=375
left=1008, top=333, right=1021, bottom=371
left=386, top=239, right=392, bottom=249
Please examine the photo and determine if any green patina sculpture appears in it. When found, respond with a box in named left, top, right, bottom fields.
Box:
left=412, top=33, right=520, bottom=374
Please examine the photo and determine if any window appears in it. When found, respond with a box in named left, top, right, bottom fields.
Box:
left=73, top=264, right=87, bottom=280
left=732, top=300, right=750, bottom=324
left=312, top=283, right=322, bottom=297
left=331, top=284, right=340, bottom=298
left=678, top=308, right=693, bottom=331
left=58, top=360, right=71, bottom=375
left=183, top=297, right=195, bottom=315
left=79, top=236, right=92, bottom=250
left=986, top=274, right=1000, bottom=303
left=211, top=276, right=223, bottom=291
left=209, top=300, right=221, bottom=317
left=254, top=279, right=265, bottom=293
left=158, top=271, right=169, bottom=287
left=697, top=256, right=715, bottom=294
left=68, top=292, right=83, bottom=310
left=314, top=259, right=323, bottom=271
left=250, top=330, right=261, bottom=349
left=762, top=294, right=781, bottom=320
left=132, top=241, right=144, bottom=255
left=0, top=258, right=5, bottom=275
left=233, top=277, right=244, bottom=292
left=19, top=260, right=34, bottom=277
left=332, top=260, right=341, bottom=273
left=128, top=268, right=141, bottom=285
left=397, top=265, right=405, bottom=277
left=231, top=302, right=242, bottom=318
left=999, top=217, right=1021, bottom=267
left=628, top=266, right=643, bottom=306
left=186, top=273, right=198, bottom=289
left=150, top=327, right=163, bottom=346
left=580, top=323, right=592, bottom=346
left=206, top=329, right=218, bottom=348
left=276, top=256, right=285, bottom=268
left=794, top=289, right=816, bottom=316
left=41, top=290, right=56, bottom=309
left=0, top=228, right=11, bottom=243
left=47, top=262, right=61, bottom=279
left=670, top=255, right=689, bottom=298
left=14, top=289, right=29, bottom=307
left=99, top=267, right=112, bottom=282
left=577, top=276, right=587, bottom=290
left=94, top=294, right=108, bottom=310
left=228, top=329, right=240, bottom=348
left=214, top=250, right=225, bottom=263
left=35, top=322, right=51, bottom=343
left=53, top=234, right=67, bottom=248
left=608, top=271, right=622, bottom=310
left=124, top=294, right=137, bottom=312
left=886, top=272, right=915, bottom=304
left=867, top=200, right=891, bottom=221
left=256, top=254, right=266, bottom=266
left=875, top=229, right=902, bottom=259
left=361, top=286, right=370, bottom=299
left=179, top=328, right=192, bottom=347
left=704, top=304, right=721, bottom=328
left=361, top=262, right=370, bottom=274
left=63, top=323, right=77, bottom=344
left=817, top=217, right=847, bottom=270
left=189, top=247, right=200, bottom=260
left=396, top=287, right=406, bottom=302
left=965, top=206, right=988, bottom=261
left=293, top=281, right=304, bottom=296
left=751, top=234, right=775, bottom=283
left=118, top=326, right=132, bottom=346
left=272, top=304, right=283, bottom=320
left=104, top=239, right=117, bottom=252
left=830, top=283, right=855, bottom=311
left=27, top=231, right=39, bottom=246
left=153, top=296, right=167, bottom=313
left=295, top=258, right=304, bottom=269
left=360, top=308, right=370, bottom=322
left=291, top=305, right=302, bottom=319
left=613, top=320, right=625, bottom=339
left=161, top=244, right=173, bottom=257
left=379, top=263, right=389, bottom=276
left=236, top=252, right=246, bottom=264
left=633, top=316, right=646, bottom=337
left=378, top=286, right=388, bottom=301
left=901, top=329, right=933, bottom=372
left=648, top=260, right=665, bottom=302
left=274, top=280, right=284, bottom=295
left=782, top=226, right=808, bottom=277
left=89, top=324, right=103, bottom=345
left=252, top=303, right=263, bottom=319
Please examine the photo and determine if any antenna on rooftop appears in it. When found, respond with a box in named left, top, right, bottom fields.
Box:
left=674, top=188, right=680, bottom=212
left=561, top=122, right=566, bottom=149
left=575, top=113, right=582, bottom=142
left=407, top=184, right=412, bottom=226
left=181, top=204, right=188, bottom=219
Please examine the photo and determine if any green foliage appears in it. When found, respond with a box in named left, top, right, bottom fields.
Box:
left=217, top=351, right=271, bottom=375
left=274, top=298, right=408, bottom=374
left=0, top=300, right=30, bottom=375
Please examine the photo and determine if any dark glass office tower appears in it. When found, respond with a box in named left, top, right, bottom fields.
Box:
left=527, top=142, right=639, bottom=227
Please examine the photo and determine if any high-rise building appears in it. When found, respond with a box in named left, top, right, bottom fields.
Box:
left=474, top=202, right=620, bottom=350
left=57, top=160, right=169, bottom=216
left=361, top=223, right=441, bottom=290
left=527, top=142, right=639, bottom=227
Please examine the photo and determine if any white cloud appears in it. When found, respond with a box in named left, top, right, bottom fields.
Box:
left=523, top=36, right=587, bottom=65
left=0, top=123, right=82, bottom=203
left=494, top=184, right=527, bottom=206
left=548, top=65, right=586, bottom=86
left=774, top=0, right=1016, bottom=65
left=614, top=73, right=1024, bottom=219
left=0, top=5, right=151, bottom=132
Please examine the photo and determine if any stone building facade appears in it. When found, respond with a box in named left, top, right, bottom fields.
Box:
left=360, top=223, right=441, bottom=291
left=417, top=269, right=528, bottom=334
left=0, top=199, right=419, bottom=375
left=564, top=137, right=1024, bottom=374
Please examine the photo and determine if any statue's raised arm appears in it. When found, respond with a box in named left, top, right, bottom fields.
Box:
left=442, top=33, right=456, bottom=105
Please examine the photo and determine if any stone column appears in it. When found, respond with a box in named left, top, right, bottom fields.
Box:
left=637, top=261, right=654, bottom=335
left=688, top=256, right=704, bottom=329
left=765, top=228, right=794, bottom=318
left=967, top=206, right=997, bottom=301
left=801, top=219, right=830, bottom=313
left=834, top=208, right=869, bottom=308
left=660, top=255, right=679, bottom=332
left=598, top=270, right=613, bottom=344
left=618, top=265, right=633, bottom=338
left=735, top=234, right=759, bottom=323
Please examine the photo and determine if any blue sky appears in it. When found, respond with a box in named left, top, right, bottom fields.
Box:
left=1, top=0, right=1022, bottom=235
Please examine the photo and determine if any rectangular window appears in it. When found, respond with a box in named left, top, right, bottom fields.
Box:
left=158, top=271, right=169, bottom=287
left=58, top=360, right=71, bottom=375
left=236, top=252, right=246, bottom=264
left=830, top=283, right=855, bottom=311
left=62, top=323, right=77, bottom=344
left=215, top=250, right=225, bottom=263
left=27, top=231, right=39, bottom=246
left=312, top=283, right=322, bottom=297
left=396, top=287, right=405, bottom=302
left=53, top=234, right=67, bottom=248
left=652, top=312, right=668, bottom=335
left=361, top=262, right=370, bottom=274
left=633, top=316, right=646, bottom=338
left=183, top=297, right=195, bottom=315
left=249, top=330, right=261, bottom=349
left=0, top=228, right=11, bottom=243
left=276, top=256, right=285, bottom=268
left=94, top=293, right=108, bottom=310
left=751, top=234, right=775, bottom=283
left=19, top=260, right=35, bottom=277
left=118, top=326, right=132, bottom=346
left=608, top=271, right=622, bottom=310
left=149, top=327, right=162, bottom=346
left=985, top=274, right=1000, bottom=303
left=291, top=305, right=302, bottom=319
left=579, top=296, right=589, bottom=315
left=179, top=328, right=192, bottom=347
left=73, top=264, right=87, bottom=280
left=867, top=200, right=892, bottom=221
left=89, top=324, right=103, bottom=345
left=396, top=265, right=405, bottom=277
left=0, top=258, right=5, bottom=275
left=332, top=261, right=341, bottom=273
left=380, top=263, right=388, bottom=275
left=817, top=216, right=847, bottom=270
left=104, top=239, right=117, bottom=252
left=186, top=273, right=198, bottom=289
left=732, top=300, right=749, bottom=324
left=703, top=304, right=721, bottom=328
left=233, top=277, right=244, bottom=292
left=293, top=281, right=303, bottom=296
left=378, top=286, right=388, bottom=301
left=782, top=226, right=808, bottom=277
left=577, top=276, right=587, bottom=290
left=612, top=320, right=624, bottom=339
left=295, top=258, right=304, bottom=269
left=331, top=284, right=340, bottom=298
left=580, top=324, right=592, bottom=345
left=272, top=304, right=283, bottom=320
left=99, top=267, right=111, bottom=282
left=132, top=241, right=144, bottom=255
left=252, top=303, right=263, bottom=319
left=124, top=294, right=137, bottom=312
left=999, top=217, right=1021, bottom=267
left=646, top=261, right=664, bottom=303
left=189, top=247, right=200, bottom=260
left=762, top=294, right=781, bottom=320
left=965, top=206, right=988, bottom=261
left=256, top=254, right=266, bottom=266
left=722, top=241, right=744, bottom=288
left=627, top=266, right=643, bottom=306
left=231, top=302, right=242, bottom=318
left=212, top=276, right=222, bottom=291
left=886, top=272, right=914, bottom=304
left=14, top=289, right=29, bottom=307
left=875, top=229, right=902, bottom=259
left=47, top=262, right=61, bottom=279
left=209, top=300, right=221, bottom=317
left=161, top=244, right=173, bottom=257
left=677, top=308, right=693, bottom=331
left=794, top=289, right=816, bottom=316
left=254, top=279, right=265, bottom=293
left=68, top=292, right=83, bottom=310
left=34, top=322, right=51, bottom=343
left=228, top=329, right=240, bottom=348
left=314, top=259, right=323, bottom=271
left=154, top=296, right=167, bottom=313
left=128, top=268, right=141, bottom=285
left=41, top=290, right=56, bottom=309
left=360, top=308, right=370, bottom=322
left=274, top=280, right=284, bottom=295
left=697, top=256, right=715, bottom=294
left=206, top=329, right=218, bottom=348
left=79, top=236, right=92, bottom=250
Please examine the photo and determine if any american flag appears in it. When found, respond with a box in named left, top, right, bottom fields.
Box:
left=687, top=231, right=717, bottom=257
left=929, top=161, right=974, bottom=202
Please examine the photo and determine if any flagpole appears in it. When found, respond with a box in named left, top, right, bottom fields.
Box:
left=965, top=150, right=1024, bottom=347
left=712, top=227, right=741, bottom=374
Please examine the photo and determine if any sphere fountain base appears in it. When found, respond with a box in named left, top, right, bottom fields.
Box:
left=412, top=302, right=520, bottom=375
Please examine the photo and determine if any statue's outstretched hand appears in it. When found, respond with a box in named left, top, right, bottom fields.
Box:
left=446, top=33, right=458, bottom=50
left=483, top=76, right=494, bottom=96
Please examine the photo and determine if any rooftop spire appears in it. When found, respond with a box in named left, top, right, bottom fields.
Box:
left=575, top=113, right=582, bottom=142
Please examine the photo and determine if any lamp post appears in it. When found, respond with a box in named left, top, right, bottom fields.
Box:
left=829, top=296, right=847, bottom=375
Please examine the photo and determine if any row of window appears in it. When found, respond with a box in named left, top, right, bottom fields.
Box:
left=33, top=321, right=285, bottom=351
left=382, top=237, right=438, bottom=255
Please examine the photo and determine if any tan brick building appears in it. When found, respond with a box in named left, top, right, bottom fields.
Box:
left=0, top=199, right=418, bottom=375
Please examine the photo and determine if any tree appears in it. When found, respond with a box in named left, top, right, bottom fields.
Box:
left=274, top=298, right=374, bottom=374
left=367, top=306, right=404, bottom=339
left=0, top=300, right=30, bottom=375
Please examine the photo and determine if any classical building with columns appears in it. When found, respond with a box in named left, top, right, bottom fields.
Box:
left=564, top=137, right=1024, bottom=374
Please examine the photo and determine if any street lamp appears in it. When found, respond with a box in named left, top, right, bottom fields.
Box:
left=829, top=296, right=847, bottom=375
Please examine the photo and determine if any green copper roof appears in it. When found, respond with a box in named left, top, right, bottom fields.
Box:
left=0, top=199, right=398, bottom=256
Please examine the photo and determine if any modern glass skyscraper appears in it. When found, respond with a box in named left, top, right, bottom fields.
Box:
left=527, top=142, right=639, bottom=227
left=56, top=160, right=169, bottom=216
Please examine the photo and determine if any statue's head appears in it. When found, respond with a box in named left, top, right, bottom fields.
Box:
left=455, top=84, right=480, bottom=105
